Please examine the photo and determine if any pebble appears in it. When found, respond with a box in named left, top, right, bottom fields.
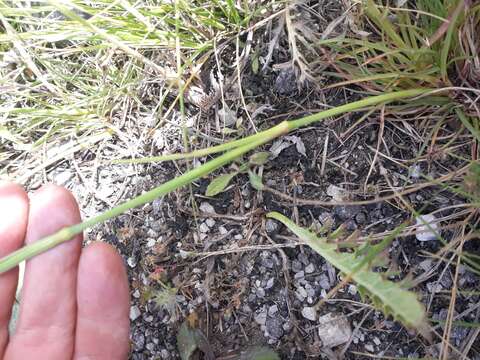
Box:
left=317, top=313, right=352, bottom=348
left=132, top=331, right=145, bottom=350
left=282, top=321, right=292, bottom=332
left=54, top=170, right=73, bottom=186
left=254, top=310, right=267, bottom=326
left=256, top=288, right=266, bottom=298
left=298, top=253, right=309, bottom=265
left=345, top=219, right=357, bottom=231
left=302, top=306, right=317, bottom=321
left=218, top=225, right=228, bottom=235
left=304, top=283, right=316, bottom=297
left=294, top=270, right=305, bottom=280
left=326, top=184, right=347, bottom=201
left=146, top=238, right=156, bottom=247
left=318, top=274, right=331, bottom=290
left=292, top=260, right=303, bottom=273
left=355, top=212, right=367, bottom=224
left=265, top=278, right=275, bottom=290
left=274, top=67, right=297, bottom=95
left=305, top=263, right=315, bottom=274
left=127, top=257, right=137, bottom=268
left=199, top=202, right=215, bottom=213
left=133, top=289, right=140, bottom=298
left=295, top=286, right=308, bottom=301
left=334, top=205, right=361, bottom=220
left=268, top=305, right=279, bottom=316
left=266, top=316, right=284, bottom=339
left=160, top=349, right=170, bottom=359
left=365, top=344, right=374, bottom=352
left=348, top=284, right=357, bottom=295
left=146, top=342, right=155, bottom=351
left=265, top=219, right=279, bottom=233
left=415, top=214, right=440, bottom=241
left=130, top=305, right=141, bottom=321
left=373, top=337, right=381, bottom=346
left=199, top=222, right=210, bottom=233
left=318, top=212, right=334, bottom=227
left=419, top=259, right=433, bottom=271
left=205, top=218, right=215, bottom=228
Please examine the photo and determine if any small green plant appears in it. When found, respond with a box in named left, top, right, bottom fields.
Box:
left=266, top=211, right=428, bottom=335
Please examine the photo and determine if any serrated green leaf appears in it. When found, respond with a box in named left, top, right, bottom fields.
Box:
left=248, top=170, right=264, bottom=190
left=206, top=172, right=237, bottom=196
left=249, top=151, right=270, bottom=165
left=266, top=211, right=428, bottom=334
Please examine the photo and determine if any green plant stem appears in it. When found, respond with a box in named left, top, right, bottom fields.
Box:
left=114, top=88, right=432, bottom=164
left=0, top=122, right=288, bottom=273
left=0, top=88, right=435, bottom=274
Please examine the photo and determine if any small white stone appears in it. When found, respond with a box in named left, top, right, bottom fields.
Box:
left=305, top=263, right=315, bottom=274
left=373, top=337, right=381, bottom=346
left=348, top=284, right=357, bottom=295
left=415, top=214, right=440, bottom=241
left=146, top=238, right=156, bottom=247
left=129, top=305, right=141, bottom=321
left=295, top=286, right=307, bottom=301
left=365, top=344, right=375, bottom=352
left=268, top=305, right=279, bottom=316
left=127, top=257, right=137, bottom=268
left=294, top=271, right=305, bottom=280
left=199, top=222, right=210, bottom=233
left=254, top=311, right=267, bottom=325
left=133, top=289, right=140, bottom=298
left=218, top=226, right=228, bottom=235
left=326, top=184, right=347, bottom=201
left=199, top=202, right=215, bottom=214
left=302, top=306, right=317, bottom=321
left=318, top=313, right=352, bottom=348
left=205, top=218, right=215, bottom=228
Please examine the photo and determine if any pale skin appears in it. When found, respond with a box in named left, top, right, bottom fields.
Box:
left=0, top=182, right=130, bottom=359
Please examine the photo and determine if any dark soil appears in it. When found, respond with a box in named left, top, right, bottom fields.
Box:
left=28, top=2, right=480, bottom=359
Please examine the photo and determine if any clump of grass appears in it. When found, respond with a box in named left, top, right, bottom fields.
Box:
left=0, top=0, right=264, bottom=183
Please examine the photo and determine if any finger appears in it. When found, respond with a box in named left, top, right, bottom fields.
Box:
left=0, top=182, right=29, bottom=358
left=74, top=242, right=130, bottom=360
left=5, top=185, right=82, bottom=360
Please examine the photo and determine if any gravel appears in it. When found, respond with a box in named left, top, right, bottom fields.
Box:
left=415, top=214, right=440, bottom=241
left=317, top=313, right=352, bottom=348
left=301, top=306, right=317, bottom=321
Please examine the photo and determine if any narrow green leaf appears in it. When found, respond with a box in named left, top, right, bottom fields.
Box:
left=440, top=1, right=465, bottom=82
left=248, top=170, right=264, bottom=190
left=267, top=211, right=428, bottom=334
left=206, top=172, right=237, bottom=196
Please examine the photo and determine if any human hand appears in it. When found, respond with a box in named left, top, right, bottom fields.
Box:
left=0, top=182, right=130, bottom=359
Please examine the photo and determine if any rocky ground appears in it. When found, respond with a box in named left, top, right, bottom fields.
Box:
left=6, top=1, right=480, bottom=359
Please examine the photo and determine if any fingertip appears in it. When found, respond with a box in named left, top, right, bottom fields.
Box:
left=75, top=242, right=130, bottom=359
left=79, top=242, right=128, bottom=292
left=77, top=241, right=129, bottom=314
left=0, top=182, right=29, bottom=250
